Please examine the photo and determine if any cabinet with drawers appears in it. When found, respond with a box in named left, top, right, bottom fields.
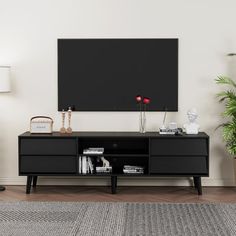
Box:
left=19, top=132, right=209, bottom=195
left=149, top=137, right=208, bottom=175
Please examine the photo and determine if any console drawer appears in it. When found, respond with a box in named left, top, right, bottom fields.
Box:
left=150, top=138, right=208, bottom=156
left=150, top=156, right=207, bottom=174
left=20, top=156, right=76, bottom=173
left=20, top=138, right=77, bottom=155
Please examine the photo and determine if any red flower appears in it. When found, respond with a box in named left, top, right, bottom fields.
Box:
left=143, top=97, right=151, bottom=104
left=135, top=95, right=142, bottom=103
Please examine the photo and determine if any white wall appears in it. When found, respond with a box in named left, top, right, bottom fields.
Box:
left=0, top=0, right=236, bottom=186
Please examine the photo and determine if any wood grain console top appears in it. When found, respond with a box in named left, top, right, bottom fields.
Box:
left=19, top=131, right=208, bottom=138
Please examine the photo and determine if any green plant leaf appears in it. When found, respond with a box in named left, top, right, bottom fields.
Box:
left=215, top=76, right=236, bottom=88
left=222, top=123, right=236, bottom=141
left=216, top=90, right=236, bottom=102
left=215, top=75, right=236, bottom=156
left=223, top=99, right=236, bottom=117
left=226, top=141, right=236, bottom=155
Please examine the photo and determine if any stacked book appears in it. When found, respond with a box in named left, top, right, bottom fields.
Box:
left=123, top=165, right=144, bottom=174
left=96, top=166, right=112, bottom=174
left=83, top=147, right=104, bottom=155
left=159, top=128, right=178, bottom=135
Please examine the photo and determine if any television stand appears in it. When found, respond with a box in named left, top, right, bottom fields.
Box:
left=19, top=132, right=209, bottom=195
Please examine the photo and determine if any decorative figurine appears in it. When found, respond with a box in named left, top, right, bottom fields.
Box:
left=183, top=108, right=200, bottom=134
left=101, top=157, right=110, bottom=167
left=66, top=107, right=72, bottom=133
left=60, top=110, right=66, bottom=133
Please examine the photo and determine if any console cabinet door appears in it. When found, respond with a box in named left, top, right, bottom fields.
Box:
left=150, top=156, right=208, bottom=174
left=150, top=138, right=208, bottom=156
left=20, top=138, right=77, bottom=155
left=20, top=156, right=76, bottom=173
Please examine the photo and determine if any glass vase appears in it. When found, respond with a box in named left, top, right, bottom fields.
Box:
left=139, top=111, right=146, bottom=133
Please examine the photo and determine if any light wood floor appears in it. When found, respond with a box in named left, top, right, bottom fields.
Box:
left=0, top=186, right=235, bottom=203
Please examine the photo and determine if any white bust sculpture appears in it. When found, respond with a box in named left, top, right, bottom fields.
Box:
left=183, top=108, right=200, bottom=134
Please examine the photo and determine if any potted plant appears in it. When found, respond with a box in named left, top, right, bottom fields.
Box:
left=216, top=76, right=236, bottom=183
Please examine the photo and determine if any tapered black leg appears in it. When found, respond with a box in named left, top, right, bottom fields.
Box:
left=111, top=176, right=117, bottom=194
left=26, top=176, right=33, bottom=194
left=193, top=177, right=197, bottom=189
left=194, top=177, right=202, bottom=195
left=0, top=186, right=5, bottom=191
left=33, top=176, right=38, bottom=188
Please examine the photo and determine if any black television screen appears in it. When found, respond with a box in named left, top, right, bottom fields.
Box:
left=58, top=38, right=178, bottom=111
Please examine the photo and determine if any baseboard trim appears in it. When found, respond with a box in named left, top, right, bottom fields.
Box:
left=0, top=177, right=235, bottom=186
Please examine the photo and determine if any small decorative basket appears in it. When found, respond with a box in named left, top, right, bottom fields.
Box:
left=30, top=116, right=53, bottom=134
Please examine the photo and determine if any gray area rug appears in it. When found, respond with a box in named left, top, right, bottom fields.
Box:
left=0, top=202, right=235, bottom=236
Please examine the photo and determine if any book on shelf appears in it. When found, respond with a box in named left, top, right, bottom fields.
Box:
left=82, top=156, right=86, bottom=174
left=78, top=156, right=81, bottom=174
left=88, top=158, right=94, bottom=173
left=79, top=156, right=112, bottom=174
left=79, top=156, right=94, bottom=174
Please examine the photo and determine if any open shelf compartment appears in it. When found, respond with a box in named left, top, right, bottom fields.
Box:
left=78, top=155, right=149, bottom=175
left=78, top=137, right=149, bottom=155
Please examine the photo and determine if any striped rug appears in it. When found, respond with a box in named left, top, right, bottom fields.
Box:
left=0, top=202, right=235, bottom=236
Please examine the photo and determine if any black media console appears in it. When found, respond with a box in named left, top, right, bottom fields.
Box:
left=18, top=132, right=209, bottom=195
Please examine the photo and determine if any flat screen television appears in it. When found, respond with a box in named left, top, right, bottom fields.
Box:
left=58, top=38, right=178, bottom=111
